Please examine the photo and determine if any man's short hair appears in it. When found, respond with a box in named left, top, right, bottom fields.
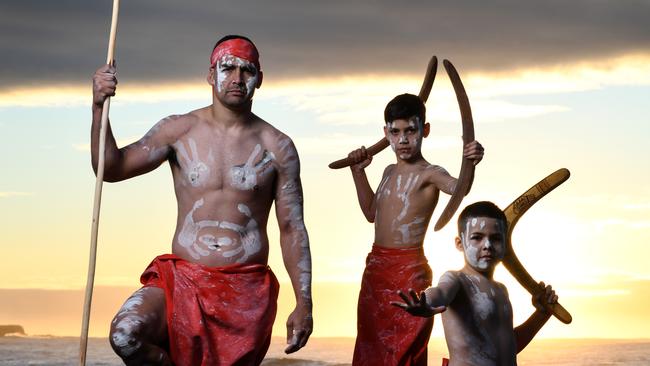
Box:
left=212, top=34, right=257, bottom=53
left=384, top=93, right=426, bottom=126
left=457, top=201, right=508, bottom=234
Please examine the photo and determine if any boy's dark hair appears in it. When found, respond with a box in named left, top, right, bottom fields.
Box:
left=384, top=93, right=426, bottom=126
left=212, top=34, right=258, bottom=53
left=457, top=201, right=508, bottom=234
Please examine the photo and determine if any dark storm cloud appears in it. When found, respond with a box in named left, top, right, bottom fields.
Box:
left=1, top=0, right=649, bottom=90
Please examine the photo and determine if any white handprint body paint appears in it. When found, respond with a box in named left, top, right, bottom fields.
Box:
left=230, top=144, right=275, bottom=190
left=277, top=137, right=312, bottom=301
left=216, top=55, right=259, bottom=99
left=396, top=173, right=420, bottom=221
left=218, top=203, right=262, bottom=263
left=375, top=175, right=391, bottom=201
left=466, top=274, right=495, bottom=321
left=173, top=138, right=212, bottom=187
left=178, top=199, right=263, bottom=263
left=385, top=172, right=421, bottom=245
left=178, top=199, right=221, bottom=259
left=398, top=216, right=426, bottom=245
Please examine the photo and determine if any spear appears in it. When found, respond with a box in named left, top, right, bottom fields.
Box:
left=79, top=0, right=120, bottom=364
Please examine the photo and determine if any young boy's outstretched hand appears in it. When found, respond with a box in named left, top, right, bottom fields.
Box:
left=391, top=288, right=446, bottom=318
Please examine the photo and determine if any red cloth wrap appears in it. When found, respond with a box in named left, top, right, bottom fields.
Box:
left=140, top=254, right=279, bottom=366
left=352, top=245, right=433, bottom=366
left=210, top=38, right=260, bottom=70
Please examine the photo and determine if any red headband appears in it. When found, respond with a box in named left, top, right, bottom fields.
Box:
left=210, top=38, right=260, bottom=71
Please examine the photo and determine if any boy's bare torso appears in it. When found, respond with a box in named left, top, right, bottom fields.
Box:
left=441, top=269, right=516, bottom=366
left=373, top=161, right=456, bottom=248
left=127, top=106, right=299, bottom=267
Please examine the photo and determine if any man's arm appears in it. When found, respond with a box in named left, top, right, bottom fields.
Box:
left=91, top=64, right=174, bottom=182
left=391, top=271, right=461, bottom=317
left=274, top=136, right=313, bottom=354
left=347, top=146, right=376, bottom=222
left=514, top=282, right=557, bottom=352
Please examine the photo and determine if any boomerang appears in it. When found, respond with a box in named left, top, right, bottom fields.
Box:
left=327, top=55, right=438, bottom=169
left=328, top=59, right=475, bottom=232
left=432, top=60, right=475, bottom=231
left=503, top=168, right=573, bottom=324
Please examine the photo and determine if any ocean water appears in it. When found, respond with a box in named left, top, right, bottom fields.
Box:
left=0, top=336, right=648, bottom=365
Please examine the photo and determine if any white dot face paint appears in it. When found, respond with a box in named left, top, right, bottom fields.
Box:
left=216, top=55, right=259, bottom=100
left=173, top=138, right=211, bottom=187
left=385, top=117, right=424, bottom=160
left=461, top=217, right=506, bottom=271
left=230, top=144, right=275, bottom=190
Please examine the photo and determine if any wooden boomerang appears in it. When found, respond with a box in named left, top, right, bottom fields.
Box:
left=432, top=60, right=475, bottom=231
left=327, top=55, right=438, bottom=169
left=503, top=168, right=573, bottom=324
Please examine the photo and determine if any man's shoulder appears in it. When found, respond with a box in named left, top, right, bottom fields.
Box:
left=255, top=119, right=297, bottom=152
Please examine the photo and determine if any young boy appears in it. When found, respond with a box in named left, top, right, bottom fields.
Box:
left=346, top=93, right=484, bottom=365
left=392, top=201, right=558, bottom=366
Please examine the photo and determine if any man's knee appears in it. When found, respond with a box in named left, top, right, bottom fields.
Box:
left=109, top=287, right=166, bottom=360
left=110, top=312, right=147, bottom=359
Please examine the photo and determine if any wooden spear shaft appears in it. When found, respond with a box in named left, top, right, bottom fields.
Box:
left=79, top=0, right=120, bottom=364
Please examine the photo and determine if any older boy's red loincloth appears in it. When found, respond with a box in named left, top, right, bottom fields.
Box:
left=352, top=245, right=433, bottom=366
left=140, top=254, right=279, bottom=366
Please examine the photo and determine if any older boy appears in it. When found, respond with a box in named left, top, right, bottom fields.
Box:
left=392, top=201, right=558, bottom=366
left=346, top=93, right=484, bottom=365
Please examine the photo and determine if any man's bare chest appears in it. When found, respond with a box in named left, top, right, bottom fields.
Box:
left=171, top=135, right=278, bottom=193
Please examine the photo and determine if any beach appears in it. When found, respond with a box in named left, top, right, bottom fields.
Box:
left=1, top=336, right=648, bottom=365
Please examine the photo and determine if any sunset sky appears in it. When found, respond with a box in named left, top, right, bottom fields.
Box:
left=1, top=0, right=649, bottom=341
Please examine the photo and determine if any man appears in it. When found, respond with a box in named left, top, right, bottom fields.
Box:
left=92, top=35, right=313, bottom=365
left=345, top=93, right=483, bottom=365
left=392, top=201, right=558, bottom=366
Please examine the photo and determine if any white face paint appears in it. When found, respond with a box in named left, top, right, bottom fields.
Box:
left=174, top=138, right=211, bottom=187
left=230, top=144, right=275, bottom=190
left=385, top=117, right=424, bottom=160
left=215, top=55, right=259, bottom=99
left=461, top=217, right=505, bottom=271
